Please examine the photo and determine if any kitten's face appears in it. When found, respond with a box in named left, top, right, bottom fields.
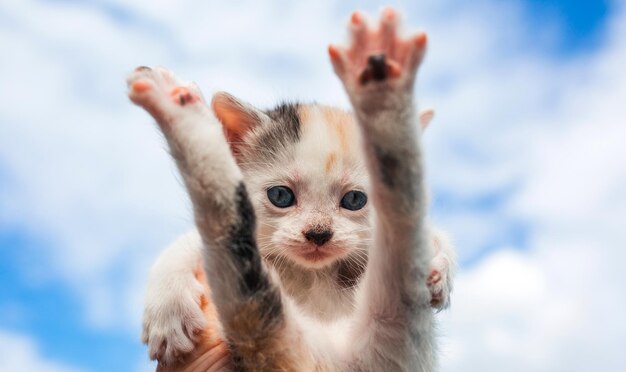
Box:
left=213, top=93, right=434, bottom=271
left=234, top=103, right=371, bottom=270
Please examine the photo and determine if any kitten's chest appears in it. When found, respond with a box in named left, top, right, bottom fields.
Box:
left=276, top=266, right=356, bottom=321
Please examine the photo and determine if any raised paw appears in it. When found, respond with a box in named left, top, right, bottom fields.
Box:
left=127, top=66, right=205, bottom=129
left=142, top=273, right=209, bottom=366
left=328, top=7, right=426, bottom=93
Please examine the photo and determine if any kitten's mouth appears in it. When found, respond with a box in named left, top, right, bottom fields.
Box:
left=301, top=247, right=331, bottom=261
left=295, top=244, right=343, bottom=267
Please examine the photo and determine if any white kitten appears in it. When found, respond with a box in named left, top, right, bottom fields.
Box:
left=130, top=7, right=455, bottom=371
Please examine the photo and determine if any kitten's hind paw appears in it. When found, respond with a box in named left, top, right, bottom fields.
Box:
left=142, top=272, right=209, bottom=366
left=127, top=66, right=205, bottom=129
left=427, top=228, right=455, bottom=311
left=428, top=269, right=451, bottom=310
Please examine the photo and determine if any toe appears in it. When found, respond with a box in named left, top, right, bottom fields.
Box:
left=150, top=337, right=166, bottom=361
left=379, top=7, right=399, bottom=54
left=428, top=270, right=441, bottom=285
left=131, top=79, right=152, bottom=94
left=349, top=11, right=367, bottom=42
left=328, top=44, right=347, bottom=76
left=349, top=11, right=369, bottom=57
left=406, top=32, right=427, bottom=69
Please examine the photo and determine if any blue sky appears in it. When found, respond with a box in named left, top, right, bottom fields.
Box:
left=525, top=0, right=609, bottom=49
left=1, top=0, right=625, bottom=371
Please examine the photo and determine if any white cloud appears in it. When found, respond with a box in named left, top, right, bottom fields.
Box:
left=436, top=2, right=626, bottom=372
left=0, top=330, right=82, bottom=372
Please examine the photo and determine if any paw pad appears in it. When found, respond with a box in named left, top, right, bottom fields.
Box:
left=171, top=87, right=198, bottom=106
left=428, top=270, right=441, bottom=286
left=430, top=290, right=444, bottom=307
left=131, top=80, right=152, bottom=93
left=359, top=54, right=389, bottom=84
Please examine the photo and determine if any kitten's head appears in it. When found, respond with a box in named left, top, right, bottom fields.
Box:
left=213, top=92, right=370, bottom=270
left=213, top=93, right=434, bottom=272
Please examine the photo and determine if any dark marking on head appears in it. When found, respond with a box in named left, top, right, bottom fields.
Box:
left=246, top=102, right=301, bottom=161
left=264, top=101, right=301, bottom=130
left=135, top=66, right=151, bottom=72
left=373, top=144, right=400, bottom=188
left=359, top=54, right=389, bottom=84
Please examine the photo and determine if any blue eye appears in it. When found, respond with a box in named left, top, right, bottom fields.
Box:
left=267, top=186, right=296, bottom=208
left=340, top=191, right=367, bottom=211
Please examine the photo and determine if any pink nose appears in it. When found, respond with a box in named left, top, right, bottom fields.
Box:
left=303, top=230, right=333, bottom=246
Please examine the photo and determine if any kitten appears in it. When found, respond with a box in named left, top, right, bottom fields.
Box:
left=139, top=109, right=454, bottom=365
left=129, top=7, right=454, bottom=371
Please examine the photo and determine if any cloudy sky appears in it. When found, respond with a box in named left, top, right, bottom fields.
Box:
left=1, top=0, right=624, bottom=371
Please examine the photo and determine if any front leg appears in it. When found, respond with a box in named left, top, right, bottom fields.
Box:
left=330, top=9, right=434, bottom=370
left=127, top=67, right=305, bottom=370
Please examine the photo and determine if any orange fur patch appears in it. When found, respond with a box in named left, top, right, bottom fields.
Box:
left=194, top=260, right=206, bottom=281
left=199, top=294, right=209, bottom=312
left=297, top=105, right=312, bottom=127
left=224, top=300, right=316, bottom=371
left=325, top=152, right=337, bottom=173
left=319, top=106, right=355, bottom=155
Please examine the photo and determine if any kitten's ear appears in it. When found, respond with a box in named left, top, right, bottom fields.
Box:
left=212, top=92, right=265, bottom=149
left=419, top=108, right=435, bottom=131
